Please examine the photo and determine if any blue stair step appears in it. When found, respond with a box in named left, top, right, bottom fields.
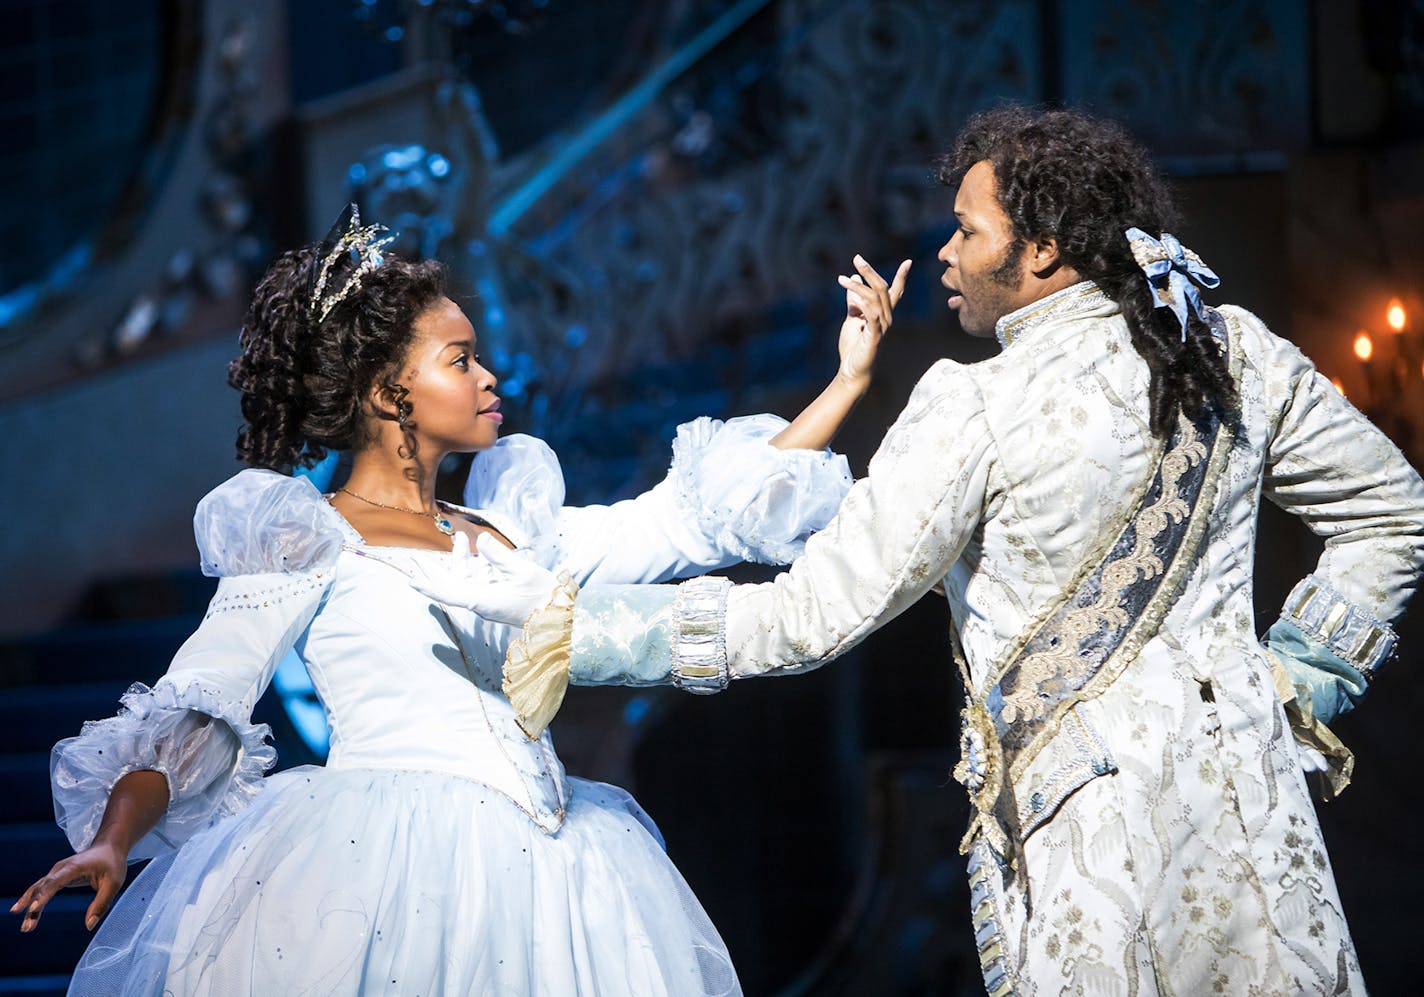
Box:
left=0, top=974, right=70, bottom=995
left=0, top=683, right=132, bottom=754
left=0, top=617, right=195, bottom=688
left=69, top=570, right=216, bottom=625
left=0, top=825, right=74, bottom=900
left=0, top=755, right=56, bottom=824
left=0, top=893, right=91, bottom=978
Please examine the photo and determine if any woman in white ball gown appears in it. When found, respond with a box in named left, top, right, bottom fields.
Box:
left=12, top=206, right=909, bottom=995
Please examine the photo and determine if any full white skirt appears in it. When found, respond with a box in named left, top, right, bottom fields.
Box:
left=70, top=768, right=741, bottom=996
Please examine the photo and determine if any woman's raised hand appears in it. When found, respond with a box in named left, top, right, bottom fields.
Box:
left=836, top=255, right=911, bottom=388
left=11, top=840, right=127, bottom=934
left=768, top=255, right=913, bottom=451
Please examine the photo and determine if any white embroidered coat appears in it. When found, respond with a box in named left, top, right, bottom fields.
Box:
left=576, top=282, right=1424, bottom=995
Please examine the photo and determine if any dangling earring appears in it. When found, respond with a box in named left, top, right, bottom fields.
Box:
left=386, top=382, right=412, bottom=429
left=387, top=381, right=416, bottom=460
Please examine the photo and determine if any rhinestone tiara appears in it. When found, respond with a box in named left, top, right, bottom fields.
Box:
left=309, top=203, right=397, bottom=322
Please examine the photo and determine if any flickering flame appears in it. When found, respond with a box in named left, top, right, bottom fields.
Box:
left=1330, top=377, right=1346, bottom=396
left=1353, top=331, right=1373, bottom=361
left=1387, top=298, right=1406, bottom=332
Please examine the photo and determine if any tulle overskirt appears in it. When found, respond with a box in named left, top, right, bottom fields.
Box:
left=70, top=768, right=740, bottom=996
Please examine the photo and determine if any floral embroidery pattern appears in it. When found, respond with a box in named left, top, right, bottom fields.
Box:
left=955, top=312, right=1235, bottom=866
left=996, top=414, right=1209, bottom=731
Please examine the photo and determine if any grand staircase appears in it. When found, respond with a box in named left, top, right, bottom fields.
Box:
left=0, top=573, right=320, bottom=995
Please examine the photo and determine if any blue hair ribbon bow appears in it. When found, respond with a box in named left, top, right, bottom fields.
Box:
left=1124, top=227, right=1220, bottom=341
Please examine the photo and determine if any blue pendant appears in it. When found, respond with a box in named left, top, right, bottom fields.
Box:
left=434, top=516, right=455, bottom=536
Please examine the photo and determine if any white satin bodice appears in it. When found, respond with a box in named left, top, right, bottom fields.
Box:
left=305, top=541, right=570, bottom=831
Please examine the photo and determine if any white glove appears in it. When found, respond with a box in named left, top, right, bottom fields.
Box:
left=409, top=532, right=561, bottom=626
left=1296, top=743, right=1330, bottom=774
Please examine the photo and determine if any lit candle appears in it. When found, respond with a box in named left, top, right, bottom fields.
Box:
left=1387, top=298, right=1406, bottom=332
left=1354, top=330, right=1373, bottom=361
left=1330, top=377, right=1347, bottom=396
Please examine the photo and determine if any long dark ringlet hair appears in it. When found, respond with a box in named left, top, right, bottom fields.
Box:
left=938, top=105, right=1238, bottom=438
left=229, top=246, right=447, bottom=472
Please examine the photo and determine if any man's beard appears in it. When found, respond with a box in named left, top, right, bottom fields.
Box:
left=989, top=237, right=1026, bottom=288
left=958, top=237, right=1027, bottom=337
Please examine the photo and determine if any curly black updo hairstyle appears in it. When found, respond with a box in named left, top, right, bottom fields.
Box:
left=938, top=105, right=1238, bottom=439
left=228, top=245, right=447, bottom=472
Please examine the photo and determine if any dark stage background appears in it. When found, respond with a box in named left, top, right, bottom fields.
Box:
left=1, top=1, right=1422, bottom=993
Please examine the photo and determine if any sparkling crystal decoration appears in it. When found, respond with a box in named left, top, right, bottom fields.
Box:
left=310, top=203, right=397, bottom=322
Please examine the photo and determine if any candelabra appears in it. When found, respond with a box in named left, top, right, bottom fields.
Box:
left=1340, top=297, right=1423, bottom=468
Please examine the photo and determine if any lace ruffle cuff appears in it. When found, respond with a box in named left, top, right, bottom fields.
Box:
left=503, top=572, right=580, bottom=741
left=1265, top=649, right=1355, bottom=801
left=1280, top=573, right=1397, bottom=677
left=669, top=415, right=853, bottom=565
left=671, top=576, right=731, bottom=694
left=1265, top=618, right=1368, bottom=724
left=568, top=585, right=677, bottom=686
left=50, top=680, right=276, bottom=861
left=507, top=577, right=732, bottom=726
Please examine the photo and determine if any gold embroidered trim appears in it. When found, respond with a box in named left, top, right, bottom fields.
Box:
left=995, top=281, right=1107, bottom=348
left=997, top=417, right=1206, bottom=727
left=954, top=310, right=1242, bottom=863
left=1281, top=573, right=1398, bottom=675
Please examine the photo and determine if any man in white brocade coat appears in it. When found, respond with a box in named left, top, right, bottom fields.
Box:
left=431, top=107, right=1424, bottom=995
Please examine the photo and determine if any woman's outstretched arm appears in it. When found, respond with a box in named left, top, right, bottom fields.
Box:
left=12, top=770, right=169, bottom=932
left=771, top=255, right=911, bottom=451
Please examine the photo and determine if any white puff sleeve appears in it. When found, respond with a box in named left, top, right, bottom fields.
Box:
left=665, top=415, right=854, bottom=565
left=50, top=470, right=342, bottom=861
left=464, top=415, right=853, bottom=586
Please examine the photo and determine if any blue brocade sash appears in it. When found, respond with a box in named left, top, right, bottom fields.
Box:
left=955, top=310, right=1239, bottom=997
left=954, top=309, right=1239, bottom=866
